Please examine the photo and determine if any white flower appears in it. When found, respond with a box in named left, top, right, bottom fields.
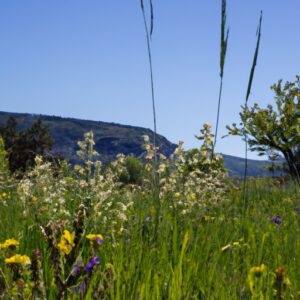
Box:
left=142, top=135, right=150, bottom=143
left=118, top=212, right=127, bottom=221
left=58, top=198, right=65, bottom=205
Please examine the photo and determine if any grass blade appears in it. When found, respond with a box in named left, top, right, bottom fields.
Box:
left=213, top=0, right=230, bottom=156
left=140, top=1, right=157, bottom=159
left=150, top=0, right=154, bottom=37
left=245, top=11, right=263, bottom=103
left=243, top=11, right=263, bottom=219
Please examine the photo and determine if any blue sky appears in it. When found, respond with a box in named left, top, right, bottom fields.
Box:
left=1, top=1, right=299, bottom=159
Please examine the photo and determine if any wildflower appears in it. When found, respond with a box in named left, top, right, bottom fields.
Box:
left=85, top=257, right=100, bottom=273
left=118, top=212, right=127, bottom=221
left=58, top=198, right=65, bottom=205
left=72, top=258, right=83, bottom=275
left=142, top=135, right=150, bottom=143
left=5, top=254, right=31, bottom=265
left=31, top=196, right=38, bottom=203
left=174, top=192, right=180, bottom=198
left=270, top=216, right=281, bottom=225
left=0, top=239, right=19, bottom=249
left=62, top=230, right=75, bottom=247
left=249, top=264, right=266, bottom=278
left=190, top=193, right=196, bottom=200
left=145, top=152, right=154, bottom=160
left=203, top=122, right=212, bottom=130
left=202, top=215, right=211, bottom=221
left=248, top=264, right=267, bottom=297
left=58, top=239, right=71, bottom=255
left=86, top=234, right=103, bottom=245
left=221, top=238, right=244, bottom=251
left=158, top=164, right=166, bottom=173
left=215, top=154, right=222, bottom=161
left=57, top=230, right=75, bottom=255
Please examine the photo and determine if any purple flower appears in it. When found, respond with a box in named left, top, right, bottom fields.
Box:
left=72, top=258, right=83, bottom=275
left=85, top=257, right=100, bottom=273
left=73, top=266, right=80, bottom=275
left=73, top=282, right=84, bottom=293
left=270, top=216, right=281, bottom=225
left=95, top=237, right=103, bottom=245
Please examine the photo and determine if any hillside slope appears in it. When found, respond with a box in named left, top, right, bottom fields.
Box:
left=0, top=111, right=278, bottom=177
left=0, top=111, right=177, bottom=165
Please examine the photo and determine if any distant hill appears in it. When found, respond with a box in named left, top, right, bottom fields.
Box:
left=0, top=111, right=177, bottom=165
left=222, top=154, right=282, bottom=177
left=0, top=111, right=280, bottom=177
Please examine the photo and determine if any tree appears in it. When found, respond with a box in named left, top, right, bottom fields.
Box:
left=119, top=156, right=144, bottom=185
left=227, top=76, right=300, bottom=180
left=0, top=117, right=53, bottom=174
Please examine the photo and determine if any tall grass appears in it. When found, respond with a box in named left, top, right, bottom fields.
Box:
left=1, top=179, right=300, bottom=298
left=242, top=11, right=263, bottom=217
left=140, top=0, right=157, bottom=162
left=212, top=0, right=229, bottom=157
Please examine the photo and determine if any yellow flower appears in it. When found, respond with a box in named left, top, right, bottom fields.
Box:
left=203, top=215, right=211, bottom=221
left=190, top=193, right=196, bottom=200
left=174, top=192, right=180, bottom=198
left=248, top=264, right=267, bottom=295
left=57, top=230, right=75, bottom=255
left=0, top=239, right=19, bottom=249
left=58, top=239, right=72, bottom=255
left=249, top=264, right=266, bottom=277
left=5, top=254, right=31, bottom=265
left=62, top=230, right=75, bottom=247
left=169, top=178, right=177, bottom=184
left=31, top=196, right=38, bottom=203
left=86, top=234, right=103, bottom=245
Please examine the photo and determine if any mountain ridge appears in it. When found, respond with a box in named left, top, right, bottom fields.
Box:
left=0, top=111, right=278, bottom=177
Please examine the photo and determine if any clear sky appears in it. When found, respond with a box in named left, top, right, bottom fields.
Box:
left=1, top=1, right=299, bottom=159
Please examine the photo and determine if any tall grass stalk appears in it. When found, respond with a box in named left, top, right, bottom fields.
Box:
left=212, top=0, right=229, bottom=157
left=242, top=11, right=263, bottom=217
left=140, top=0, right=157, bottom=163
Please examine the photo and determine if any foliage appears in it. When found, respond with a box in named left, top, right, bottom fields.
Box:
left=0, top=117, right=53, bottom=174
left=119, top=156, right=144, bottom=185
left=227, top=76, right=300, bottom=180
left=0, top=137, right=9, bottom=183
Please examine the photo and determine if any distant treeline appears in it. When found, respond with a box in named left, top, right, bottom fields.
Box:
left=0, top=117, right=54, bottom=174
